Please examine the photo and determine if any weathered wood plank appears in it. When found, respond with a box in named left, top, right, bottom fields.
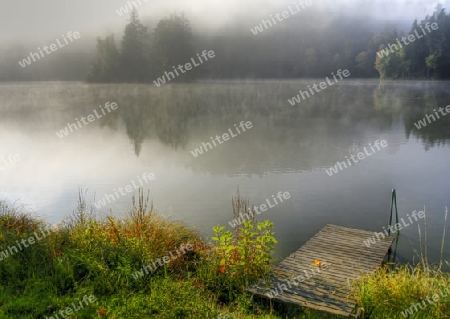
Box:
left=246, top=224, right=394, bottom=317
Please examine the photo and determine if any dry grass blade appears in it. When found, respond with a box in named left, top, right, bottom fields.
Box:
left=424, top=206, right=428, bottom=269
left=131, top=187, right=153, bottom=223
left=439, top=206, right=448, bottom=270
left=65, top=187, right=95, bottom=230
left=231, top=187, right=252, bottom=237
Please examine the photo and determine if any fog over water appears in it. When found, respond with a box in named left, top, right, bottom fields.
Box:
left=2, top=0, right=450, bottom=318
left=1, top=80, right=449, bottom=263
left=1, top=0, right=450, bottom=263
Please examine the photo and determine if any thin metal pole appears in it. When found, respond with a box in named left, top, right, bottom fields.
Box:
left=388, top=189, right=399, bottom=236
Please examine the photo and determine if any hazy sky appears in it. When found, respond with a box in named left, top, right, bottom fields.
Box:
left=0, top=0, right=449, bottom=42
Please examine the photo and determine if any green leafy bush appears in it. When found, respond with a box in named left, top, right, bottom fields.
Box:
left=212, top=219, right=277, bottom=290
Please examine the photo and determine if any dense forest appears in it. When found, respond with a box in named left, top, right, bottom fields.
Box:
left=3, top=6, right=450, bottom=82
left=86, top=6, right=450, bottom=82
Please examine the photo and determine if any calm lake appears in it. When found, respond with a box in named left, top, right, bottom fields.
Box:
left=1, top=80, right=449, bottom=264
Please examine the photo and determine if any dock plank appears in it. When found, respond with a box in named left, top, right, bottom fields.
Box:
left=246, top=224, right=394, bottom=317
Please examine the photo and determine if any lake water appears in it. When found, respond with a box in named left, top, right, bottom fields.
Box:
left=1, top=80, right=449, bottom=264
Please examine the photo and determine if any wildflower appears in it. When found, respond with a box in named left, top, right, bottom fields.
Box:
left=97, top=308, right=107, bottom=316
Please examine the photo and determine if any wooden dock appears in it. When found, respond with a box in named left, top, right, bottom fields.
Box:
left=246, top=224, right=395, bottom=317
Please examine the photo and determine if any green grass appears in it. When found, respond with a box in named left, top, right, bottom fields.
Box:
left=0, top=191, right=449, bottom=318
left=351, top=263, right=450, bottom=318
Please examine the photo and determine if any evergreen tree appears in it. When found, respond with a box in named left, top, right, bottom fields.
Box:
left=303, top=48, right=318, bottom=77
left=152, top=13, right=194, bottom=81
left=355, top=51, right=369, bottom=76
left=121, top=8, right=151, bottom=82
left=86, top=35, right=121, bottom=82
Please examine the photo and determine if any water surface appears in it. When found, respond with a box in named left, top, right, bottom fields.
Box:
left=1, top=80, right=449, bottom=264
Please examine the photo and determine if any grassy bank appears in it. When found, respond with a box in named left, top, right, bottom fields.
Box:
left=0, top=190, right=449, bottom=318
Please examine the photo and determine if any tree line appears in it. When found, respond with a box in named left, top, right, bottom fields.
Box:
left=374, top=6, right=450, bottom=79
left=3, top=7, right=448, bottom=82
left=86, top=6, right=450, bottom=82
left=86, top=10, right=194, bottom=83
